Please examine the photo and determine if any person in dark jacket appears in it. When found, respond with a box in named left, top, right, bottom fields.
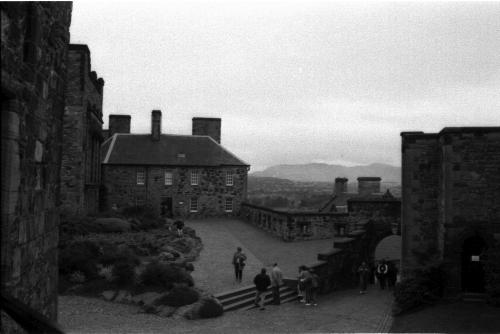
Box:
left=376, top=260, right=389, bottom=290
left=253, top=268, right=271, bottom=310
left=357, top=261, right=370, bottom=294
left=232, top=247, right=247, bottom=283
left=174, top=220, right=184, bottom=237
left=387, top=261, right=398, bottom=289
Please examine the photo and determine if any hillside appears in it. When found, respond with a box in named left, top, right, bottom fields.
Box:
left=251, top=163, right=401, bottom=183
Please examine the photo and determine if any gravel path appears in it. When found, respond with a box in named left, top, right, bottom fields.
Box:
left=59, top=287, right=393, bottom=333
left=186, top=218, right=334, bottom=294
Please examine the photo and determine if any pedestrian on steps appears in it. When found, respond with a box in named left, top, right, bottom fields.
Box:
left=271, top=263, right=283, bottom=305
left=309, top=268, right=319, bottom=306
left=253, top=268, right=271, bottom=310
left=232, top=247, right=247, bottom=283
left=299, top=265, right=314, bottom=306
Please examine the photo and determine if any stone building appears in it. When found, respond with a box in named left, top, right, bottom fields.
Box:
left=101, top=111, right=249, bottom=217
left=61, top=44, right=104, bottom=215
left=401, top=127, right=500, bottom=295
left=1, top=1, right=73, bottom=329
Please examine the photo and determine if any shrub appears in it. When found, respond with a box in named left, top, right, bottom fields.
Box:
left=69, top=271, right=87, bottom=283
left=59, top=240, right=101, bottom=279
left=99, top=246, right=140, bottom=267
left=140, top=262, right=194, bottom=289
left=155, top=286, right=199, bottom=307
left=112, top=261, right=136, bottom=286
left=198, top=297, right=223, bottom=318
left=121, top=205, right=162, bottom=230
left=393, top=264, right=445, bottom=315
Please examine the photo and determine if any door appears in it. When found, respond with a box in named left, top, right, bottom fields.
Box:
left=461, top=235, right=486, bottom=293
left=160, top=196, right=173, bottom=218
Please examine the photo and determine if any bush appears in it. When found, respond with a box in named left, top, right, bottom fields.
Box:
left=121, top=205, right=162, bottom=230
left=198, top=297, right=223, bottom=318
left=155, top=286, right=199, bottom=307
left=112, top=261, right=136, bottom=286
left=393, top=264, right=445, bottom=315
left=140, top=262, right=194, bottom=289
left=59, top=240, right=101, bottom=279
left=99, top=246, right=140, bottom=267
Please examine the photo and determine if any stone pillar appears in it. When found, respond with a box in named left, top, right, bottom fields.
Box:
left=334, top=177, right=348, bottom=195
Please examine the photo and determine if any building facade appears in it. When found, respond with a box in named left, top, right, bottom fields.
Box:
left=401, top=127, right=500, bottom=295
left=61, top=44, right=104, bottom=215
left=1, top=1, right=73, bottom=327
left=101, top=111, right=249, bottom=218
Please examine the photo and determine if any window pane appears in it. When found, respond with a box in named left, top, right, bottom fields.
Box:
left=190, top=198, right=198, bottom=212
left=226, top=171, right=233, bottom=186
left=225, top=197, right=233, bottom=212
left=137, top=169, right=145, bottom=185
left=165, top=171, right=173, bottom=185
left=191, top=170, right=199, bottom=185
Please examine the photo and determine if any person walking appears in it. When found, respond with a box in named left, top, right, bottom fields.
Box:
left=357, top=261, right=370, bottom=294
left=232, top=247, right=247, bottom=283
left=309, top=268, right=319, bottom=306
left=387, top=261, right=398, bottom=289
left=270, top=263, right=283, bottom=305
left=253, top=268, right=271, bottom=310
left=376, top=260, right=389, bottom=290
left=297, top=266, right=305, bottom=303
left=299, top=266, right=313, bottom=306
left=174, top=220, right=184, bottom=237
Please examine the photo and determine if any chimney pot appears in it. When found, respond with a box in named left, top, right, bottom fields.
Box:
left=151, top=110, right=162, bottom=141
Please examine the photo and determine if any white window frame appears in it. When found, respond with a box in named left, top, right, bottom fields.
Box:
left=136, top=169, right=145, bottom=185
left=164, top=170, right=173, bottom=186
left=190, top=197, right=198, bottom=212
left=225, top=171, right=234, bottom=186
left=191, top=170, right=199, bottom=186
left=225, top=197, right=233, bottom=212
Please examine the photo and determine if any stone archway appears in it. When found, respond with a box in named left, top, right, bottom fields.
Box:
left=375, top=235, right=402, bottom=263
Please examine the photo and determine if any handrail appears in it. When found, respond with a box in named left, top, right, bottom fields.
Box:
left=0, top=291, right=65, bottom=334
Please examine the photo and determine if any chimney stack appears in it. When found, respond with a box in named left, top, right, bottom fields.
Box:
left=151, top=110, right=162, bottom=141
left=357, top=177, right=381, bottom=196
left=109, top=114, right=131, bottom=137
left=192, top=117, right=221, bottom=144
left=334, top=177, right=348, bottom=195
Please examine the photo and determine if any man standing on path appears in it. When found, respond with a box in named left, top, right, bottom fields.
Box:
left=253, top=268, right=271, bottom=310
left=271, top=263, right=283, bottom=305
left=174, top=220, right=184, bottom=237
left=232, top=247, right=247, bottom=283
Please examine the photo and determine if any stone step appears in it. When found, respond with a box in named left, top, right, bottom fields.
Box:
left=462, top=293, right=487, bottom=303
left=218, top=285, right=297, bottom=312
left=347, top=230, right=365, bottom=237
left=214, top=285, right=256, bottom=301
left=219, top=285, right=290, bottom=307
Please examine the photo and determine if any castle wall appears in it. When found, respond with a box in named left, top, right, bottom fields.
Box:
left=1, top=2, right=72, bottom=328
left=101, top=165, right=248, bottom=218
left=400, top=133, right=441, bottom=277
left=60, top=45, right=104, bottom=215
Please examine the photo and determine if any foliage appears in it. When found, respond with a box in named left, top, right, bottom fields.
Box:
left=198, top=298, right=223, bottom=318
left=68, top=271, right=86, bottom=283
left=112, top=261, right=136, bottom=286
left=483, top=241, right=500, bottom=307
left=121, top=204, right=162, bottom=230
left=393, top=264, right=446, bottom=315
left=155, top=286, right=199, bottom=307
left=59, top=240, right=101, bottom=279
left=99, top=246, right=140, bottom=267
left=140, top=262, right=194, bottom=289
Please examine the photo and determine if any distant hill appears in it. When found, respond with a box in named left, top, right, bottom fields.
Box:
left=251, top=163, right=401, bottom=184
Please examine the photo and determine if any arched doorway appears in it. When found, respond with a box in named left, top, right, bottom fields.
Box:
left=461, top=235, right=487, bottom=293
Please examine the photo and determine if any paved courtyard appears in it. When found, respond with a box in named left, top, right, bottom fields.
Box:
left=59, top=218, right=395, bottom=333
left=186, top=218, right=334, bottom=294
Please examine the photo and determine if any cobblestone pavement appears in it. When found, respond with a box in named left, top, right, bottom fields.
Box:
left=59, top=286, right=394, bottom=333
left=186, top=218, right=334, bottom=294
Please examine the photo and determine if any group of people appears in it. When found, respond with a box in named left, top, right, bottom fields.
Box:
left=232, top=247, right=320, bottom=310
left=357, top=259, right=398, bottom=294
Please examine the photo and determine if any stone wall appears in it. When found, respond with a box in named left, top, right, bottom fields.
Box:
left=400, top=132, right=441, bottom=276
left=240, top=203, right=351, bottom=241
left=101, top=165, right=248, bottom=218
left=1, top=1, right=73, bottom=328
left=61, top=44, right=104, bottom=215
left=401, top=128, right=500, bottom=295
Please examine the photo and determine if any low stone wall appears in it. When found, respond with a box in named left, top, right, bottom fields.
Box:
left=240, top=203, right=350, bottom=241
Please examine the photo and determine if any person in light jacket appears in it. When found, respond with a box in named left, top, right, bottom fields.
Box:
left=270, top=263, right=283, bottom=305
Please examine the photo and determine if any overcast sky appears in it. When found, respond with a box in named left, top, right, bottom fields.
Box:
left=70, top=1, right=500, bottom=171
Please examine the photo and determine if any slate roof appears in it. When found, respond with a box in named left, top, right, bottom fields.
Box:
left=101, top=134, right=249, bottom=167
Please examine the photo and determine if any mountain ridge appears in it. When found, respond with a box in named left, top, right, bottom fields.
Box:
left=251, top=163, right=401, bottom=183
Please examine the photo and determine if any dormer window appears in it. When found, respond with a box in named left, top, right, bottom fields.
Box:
left=177, top=153, right=186, bottom=158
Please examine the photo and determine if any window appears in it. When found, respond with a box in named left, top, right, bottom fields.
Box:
left=225, top=197, right=233, bottom=212
left=190, top=198, right=198, bottom=212
left=191, top=170, right=199, bottom=185
left=137, top=169, right=145, bottom=185
left=164, top=171, right=173, bottom=186
left=225, top=171, right=234, bottom=186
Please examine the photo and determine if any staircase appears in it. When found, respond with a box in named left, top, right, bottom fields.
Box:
left=462, top=292, right=487, bottom=303
left=215, top=283, right=298, bottom=312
